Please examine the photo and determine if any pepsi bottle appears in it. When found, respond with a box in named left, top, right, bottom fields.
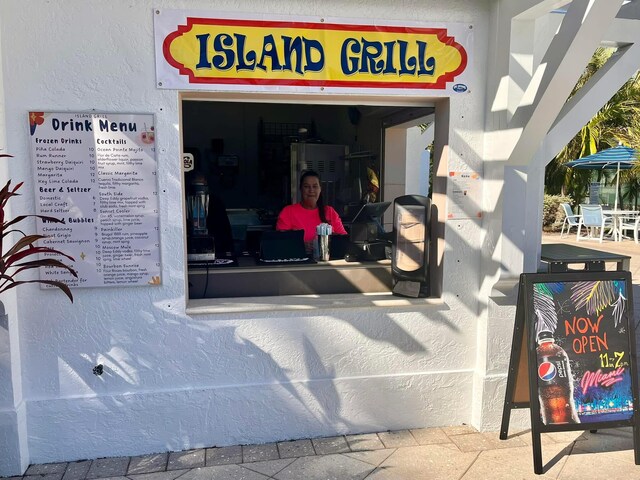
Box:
left=536, top=330, right=579, bottom=424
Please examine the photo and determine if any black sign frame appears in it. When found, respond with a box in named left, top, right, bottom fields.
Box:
left=500, top=271, right=640, bottom=474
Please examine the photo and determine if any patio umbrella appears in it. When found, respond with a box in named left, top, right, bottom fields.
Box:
left=565, top=145, right=638, bottom=210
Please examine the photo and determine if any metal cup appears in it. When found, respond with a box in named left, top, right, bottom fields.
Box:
left=317, top=234, right=330, bottom=261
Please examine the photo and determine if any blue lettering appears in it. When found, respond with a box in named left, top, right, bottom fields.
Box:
left=51, top=118, right=92, bottom=131
left=340, top=38, right=360, bottom=75
left=360, top=38, right=384, bottom=74
left=98, top=120, right=136, bottom=132
left=397, top=40, right=416, bottom=75
left=234, top=34, right=256, bottom=71
left=195, top=34, right=212, bottom=69
left=416, top=41, right=435, bottom=76
left=256, top=35, right=282, bottom=71
left=282, top=36, right=303, bottom=74
left=212, top=34, right=235, bottom=70
left=303, top=38, right=324, bottom=72
left=382, top=41, right=397, bottom=74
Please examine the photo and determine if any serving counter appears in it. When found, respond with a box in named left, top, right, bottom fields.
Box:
left=188, top=258, right=392, bottom=298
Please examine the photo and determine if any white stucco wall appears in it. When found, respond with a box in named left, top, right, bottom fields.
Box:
left=0, top=0, right=495, bottom=470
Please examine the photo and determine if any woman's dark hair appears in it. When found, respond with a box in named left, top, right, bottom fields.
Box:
left=299, top=169, right=327, bottom=223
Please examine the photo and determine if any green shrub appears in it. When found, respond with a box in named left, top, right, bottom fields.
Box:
left=543, top=194, right=573, bottom=232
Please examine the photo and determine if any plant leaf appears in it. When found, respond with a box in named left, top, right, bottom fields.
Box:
left=11, top=258, right=78, bottom=278
left=4, top=245, right=75, bottom=269
left=0, top=279, right=73, bottom=302
left=0, top=161, right=74, bottom=303
left=2, top=214, right=65, bottom=232
left=3, top=234, right=48, bottom=258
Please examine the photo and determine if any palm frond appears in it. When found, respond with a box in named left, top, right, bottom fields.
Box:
left=570, top=281, right=616, bottom=316
left=533, top=283, right=559, bottom=335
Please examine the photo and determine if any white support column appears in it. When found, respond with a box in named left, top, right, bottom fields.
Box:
left=0, top=302, right=29, bottom=477
left=0, top=21, right=29, bottom=476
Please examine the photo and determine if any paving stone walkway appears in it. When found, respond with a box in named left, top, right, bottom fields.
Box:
left=5, top=425, right=640, bottom=480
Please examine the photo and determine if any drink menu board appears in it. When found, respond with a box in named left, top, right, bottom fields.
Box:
left=529, top=276, right=634, bottom=424
left=29, top=112, right=161, bottom=288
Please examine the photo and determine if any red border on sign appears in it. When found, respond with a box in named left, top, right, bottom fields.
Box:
left=162, top=17, right=468, bottom=89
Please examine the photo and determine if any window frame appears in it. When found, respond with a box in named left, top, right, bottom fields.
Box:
left=179, top=92, right=446, bottom=302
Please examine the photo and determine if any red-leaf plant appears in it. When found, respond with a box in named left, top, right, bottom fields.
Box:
left=0, top=154, right=77, bottom=301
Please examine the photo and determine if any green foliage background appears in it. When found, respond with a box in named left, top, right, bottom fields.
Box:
left=545, top=48, right=640, bottom=209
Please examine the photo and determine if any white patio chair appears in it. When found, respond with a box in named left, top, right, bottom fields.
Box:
left=559, top=203, right=581, bottom=238
left=576, top=204, right=613, bottom=242
left=619, top=212, right=640, bottom=243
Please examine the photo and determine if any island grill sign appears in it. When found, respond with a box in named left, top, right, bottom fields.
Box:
left=154, top=10, right=471, bottom=93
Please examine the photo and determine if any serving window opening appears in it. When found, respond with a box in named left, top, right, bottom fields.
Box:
left=181, top=98, right=437, bottom=299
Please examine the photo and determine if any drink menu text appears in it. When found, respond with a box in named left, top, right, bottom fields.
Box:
left=29, top=112, right=161, bottom=288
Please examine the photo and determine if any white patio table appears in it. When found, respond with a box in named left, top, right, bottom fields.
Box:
left=607, top=210, right=639, bottom=241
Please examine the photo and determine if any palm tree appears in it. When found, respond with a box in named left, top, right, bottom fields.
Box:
left=545, top=48, right=640, bottom=208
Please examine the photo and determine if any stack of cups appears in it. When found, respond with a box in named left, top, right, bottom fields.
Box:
left=315, top=223, right=332, bottom=261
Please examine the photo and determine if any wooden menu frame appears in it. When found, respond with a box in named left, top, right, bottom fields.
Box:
left=500, top=271, right=640, bottom=474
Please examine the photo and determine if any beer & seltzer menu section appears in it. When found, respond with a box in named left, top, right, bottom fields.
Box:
left=29, top=112, right=161, bottom=288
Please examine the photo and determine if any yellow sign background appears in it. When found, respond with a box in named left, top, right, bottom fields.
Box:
left=163, top=18, right=468, bottom=88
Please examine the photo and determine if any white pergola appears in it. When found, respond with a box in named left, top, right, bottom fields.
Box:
left=485, top=0, right=640, bottom=278
left=474, top=0, right=640, bottom=428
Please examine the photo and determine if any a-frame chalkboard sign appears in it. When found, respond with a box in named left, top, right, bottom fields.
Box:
left=500, top=271, right=640, bottom=474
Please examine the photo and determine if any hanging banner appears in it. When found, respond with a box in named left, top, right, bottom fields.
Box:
left=28, top=112, right=162, bottom=289
left=154, top=10, right=472, bottom=94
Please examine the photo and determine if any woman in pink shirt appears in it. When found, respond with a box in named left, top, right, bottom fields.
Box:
left=276, top=170, right=347, bottom=252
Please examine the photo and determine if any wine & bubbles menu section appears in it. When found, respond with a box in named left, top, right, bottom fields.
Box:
left=29, top=112, right=161, bottom=288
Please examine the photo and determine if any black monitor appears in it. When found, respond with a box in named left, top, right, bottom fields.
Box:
left=351, top=201, right=391, bottom=224
left=349, top=201, right=391, bottom=245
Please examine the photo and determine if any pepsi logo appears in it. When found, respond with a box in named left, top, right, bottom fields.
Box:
left=452, top=83, right=468, bottom=93
left=538, top=362, right=556, bottom=381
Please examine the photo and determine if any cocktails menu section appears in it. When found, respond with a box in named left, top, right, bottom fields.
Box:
left=29, top=112, right=161, bottom=288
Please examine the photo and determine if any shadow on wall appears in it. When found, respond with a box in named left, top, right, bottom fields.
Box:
left=23, top=287, right=472, bottom=462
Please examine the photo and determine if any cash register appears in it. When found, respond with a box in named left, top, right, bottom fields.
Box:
left=345, top=201, right=391, bottom=261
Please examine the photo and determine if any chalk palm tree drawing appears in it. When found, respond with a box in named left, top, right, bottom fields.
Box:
left=533, top=280, right=626, bottom=335
left=533, top=283, right=561, bottom=335
left=570, top=280, right=626, bottom=328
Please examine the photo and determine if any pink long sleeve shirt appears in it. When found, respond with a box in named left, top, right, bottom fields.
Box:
left=276, top=203, right=347, bottom=242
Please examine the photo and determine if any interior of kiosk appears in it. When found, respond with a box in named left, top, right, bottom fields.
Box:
left=182, top=98, right=433, bottom=298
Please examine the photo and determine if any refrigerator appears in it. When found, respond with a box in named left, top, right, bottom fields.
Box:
left=290, top=143, right=350, bottom=215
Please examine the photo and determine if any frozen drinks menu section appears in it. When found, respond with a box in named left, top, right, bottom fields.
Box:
left=29, top=112, right=161, bottom=288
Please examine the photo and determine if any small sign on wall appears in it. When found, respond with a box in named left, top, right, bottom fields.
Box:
left=446, top=170, right=482, bottom=219
left=28, top=112, right=162, bottom=288
left=183, top=152, right=194, bottom=172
